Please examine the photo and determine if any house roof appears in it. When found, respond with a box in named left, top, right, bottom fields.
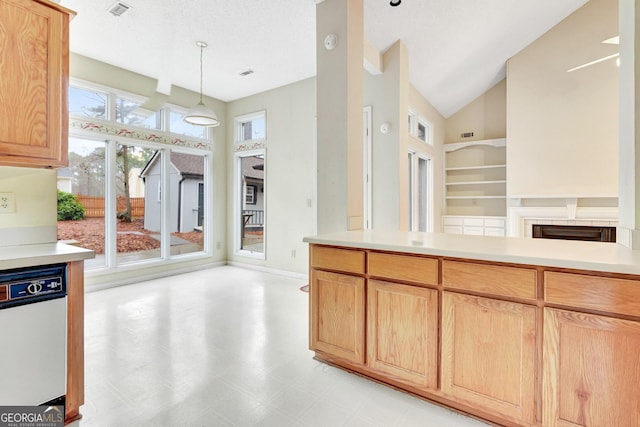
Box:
left=59, top=0, right=589, bottom=118
left=242, top=156, right=264, bottom=181
left=140, top=151, right=204, bottom=179
left=170, top=152, right=204, bottom=177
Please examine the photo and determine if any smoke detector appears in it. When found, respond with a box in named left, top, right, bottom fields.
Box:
left=108, top=1, right=131, bottom=17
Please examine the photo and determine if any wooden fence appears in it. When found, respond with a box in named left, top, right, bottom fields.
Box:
left=76, top=195, right=145, bottom=218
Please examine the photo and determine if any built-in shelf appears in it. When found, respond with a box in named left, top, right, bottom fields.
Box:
left=444, top=138, right=507, bottom=219
left=446, top=180, right=507, bottom=186
left=445, top=164, right=506, bottom=172
left=446, top=196, right=507, bottom=199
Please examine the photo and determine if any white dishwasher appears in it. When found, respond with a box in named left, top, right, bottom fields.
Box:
left=0, top=264, right=67, bottom=408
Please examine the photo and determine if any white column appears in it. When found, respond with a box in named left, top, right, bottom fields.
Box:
left=617, top=0, right=640, bottom=248
left=316, top=0, right=364, bottom=234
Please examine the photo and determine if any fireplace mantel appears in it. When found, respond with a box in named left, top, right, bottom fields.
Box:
left=507, top=195, right=618, bottom=238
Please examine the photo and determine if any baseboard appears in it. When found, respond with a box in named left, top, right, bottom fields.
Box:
left=85, top=261, right=226, bottom=292
left=226, top=261, right=308, bottom=281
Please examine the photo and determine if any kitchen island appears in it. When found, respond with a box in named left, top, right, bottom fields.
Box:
left=303, top=231, right=640, bottom=427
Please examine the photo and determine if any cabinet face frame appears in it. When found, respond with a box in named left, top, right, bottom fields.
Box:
left=543, top=308, right=640, bottom=427
left=367, top=279, right=438, bottom=389
left=0, top=0, right=71, bottom=168
left=309, top=269, right=365, bottom=364
left=441, top=292, right=537, bottom=424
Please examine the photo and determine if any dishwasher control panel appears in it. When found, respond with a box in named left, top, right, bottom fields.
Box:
left=0, top=264, right=67, bottom=309
left=9, top=276, right=65, bottom=299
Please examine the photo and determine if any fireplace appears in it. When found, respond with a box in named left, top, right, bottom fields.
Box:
left=532, top=224, right=616, bottom=242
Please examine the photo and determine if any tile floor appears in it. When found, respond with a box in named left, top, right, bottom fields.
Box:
left=80, top=266, right=490, bottom=427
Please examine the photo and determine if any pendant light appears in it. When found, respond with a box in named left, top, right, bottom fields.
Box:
left=184, top=41, right=220, bottom=127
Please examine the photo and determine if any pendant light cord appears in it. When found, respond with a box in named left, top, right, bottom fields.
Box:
left=199, top=43, right=204, bottom=103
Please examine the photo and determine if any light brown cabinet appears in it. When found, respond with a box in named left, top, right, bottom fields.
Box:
left=543, top=308, right=640, bottom=427
left=441, top=292, right=537, bottom=424
left=0, top=0, right=73, bottom=168
left=367, top=279, right=438, bottom=389
left=309, top=269, right=365, bottom=364
left=308, top=243, right=640, bottom=426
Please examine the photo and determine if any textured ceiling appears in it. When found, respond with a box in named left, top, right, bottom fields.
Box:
left=59, top=0, right=589, bottom=118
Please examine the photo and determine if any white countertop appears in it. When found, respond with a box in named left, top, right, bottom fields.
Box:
left=303, top=230, right=640, bottom=275
left=0, top=242, right=95, bottom=270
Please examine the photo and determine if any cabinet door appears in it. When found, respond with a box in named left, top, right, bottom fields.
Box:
left=442, top=292, right=536, bottom=424
left=543, top=308, right=640, bottom=427
left=367, top=280, right=438, bottom=389
left=0, top=0, right=70, bottom=167
left=310, top=270, right=365, bottom=364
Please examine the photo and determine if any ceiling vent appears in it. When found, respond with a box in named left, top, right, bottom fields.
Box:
left=239, top=69, right=254, bottom=76
left=108, top=1, right=131, bottom=17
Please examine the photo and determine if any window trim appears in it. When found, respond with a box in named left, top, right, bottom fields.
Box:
left=408, top=108, right=434, bottom=145
left=234, top=149, right=266, bottom=260
left=234, top=110, right=266, bottom=144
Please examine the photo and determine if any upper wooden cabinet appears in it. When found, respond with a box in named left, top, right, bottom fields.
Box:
left=0, top=0, right=74, bottom=168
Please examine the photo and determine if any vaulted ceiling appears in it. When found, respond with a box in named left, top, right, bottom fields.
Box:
left=59, top=0, right=588, bottom=118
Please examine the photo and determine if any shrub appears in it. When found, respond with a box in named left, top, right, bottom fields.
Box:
left=57, top=190, right=85, bottom=221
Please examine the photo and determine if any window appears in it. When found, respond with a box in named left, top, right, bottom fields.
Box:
left=408, top=151, right=433, bottom=232
left=408, top=109, right=433, bottom=145
left=245, top=185, right=256, bottom=205
left=69, top=86, right=108, bottom=119
left=235, top=151, right=265, bottom=257
left=69, top=81, right=210, bottom=140
left=235, top=111, right=266, bottom=142
left=64, top=81, right=212, bottom=272
left=168, top=108, right=207, bottom=139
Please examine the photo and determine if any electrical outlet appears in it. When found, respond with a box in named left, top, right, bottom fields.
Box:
left=0, top=193, right=15, bottom=213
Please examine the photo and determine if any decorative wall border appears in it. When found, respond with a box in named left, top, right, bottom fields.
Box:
left=70, top=117, right=213, bottom=151
left=234, top=139, right=266, bottom=152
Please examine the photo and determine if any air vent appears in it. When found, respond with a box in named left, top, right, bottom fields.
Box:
left=461, top=132, right=474, bottom=138
left=108, top=1, right=131, bottom=16
left=239, top=69, right=254, bottom=76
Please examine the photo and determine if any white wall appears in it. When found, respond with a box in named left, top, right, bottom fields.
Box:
left=363, top=41, right=409, bottom=230
left=226, top=78, right=316, bottom=274
left=507, top=0, right=618, bottom=197
left=0, top=166, right=57, bottom=246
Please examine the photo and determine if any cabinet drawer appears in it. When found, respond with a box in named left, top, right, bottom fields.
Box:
left=463, top=218, right=484, bottom=227
left=443, top=260, right=537, bottom=300
left=545, top=272, right=640, bottom=317
left=443, top=226, right=462, bottom=234
left=443, top=217, right=464, bottom=226
left=484, top=218, right=505, bottom=228
left=484, top=228, right=505, bottom=237
left=311, top=245, right=364, bottom=275
left=463, top=226, right=484, bottom=236
left=368, top=252, right=438, bottom=285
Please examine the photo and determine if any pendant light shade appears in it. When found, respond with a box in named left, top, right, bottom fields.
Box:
left=184, top=41, right=220, bottom=127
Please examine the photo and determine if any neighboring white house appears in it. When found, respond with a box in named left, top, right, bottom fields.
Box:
left=56, top=168, right=73, bottom=193
left=128, top=167, right=145, bottom=198
left=241, top=156, right=264, bottom=231
left=140, top=152, right=204, bottom=233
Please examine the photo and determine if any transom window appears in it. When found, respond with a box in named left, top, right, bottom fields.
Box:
left=235, top=111, right=266, bottom=142
left=69, top=80, right=208, bottom=139
left=408, top=109, right=433, bottom=145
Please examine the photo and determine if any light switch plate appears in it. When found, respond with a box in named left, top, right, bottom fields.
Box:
left=0, top=192, right=15, bottom=213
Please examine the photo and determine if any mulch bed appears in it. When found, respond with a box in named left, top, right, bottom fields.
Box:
left=57, top=217, right=202, bottom=255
